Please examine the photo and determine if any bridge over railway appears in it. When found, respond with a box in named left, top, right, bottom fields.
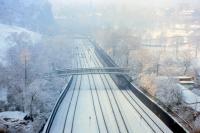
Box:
left=55, top=67, right=129, bottom=75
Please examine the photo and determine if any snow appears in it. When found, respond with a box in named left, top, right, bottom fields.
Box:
left=178, top=84, right=200, bottom=111
left=72, top=76, right=99, bottom=133
left=0, top=111, right=27, bottom=120
left=0, top=111, right=35, bottom=133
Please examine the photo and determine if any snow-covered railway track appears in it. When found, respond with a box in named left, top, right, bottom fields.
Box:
left=87, top=75, right=101, bottom=133
left=69, top=55, right=83, bottom=133
left=81, top=47, right=109, bottom=133
left=43, top=39, right=177, bottom=133
left=62, top=75, right=79, bottom=133
left=62, top=48, right=81, bottom=133
left=90, top=46, right=164, bottom=133
left=82, top=46, right=129, bottom=133
left=87, top=43, right=172, bottom=133
left=89, top=46, right=158, bottom=132
left=44, top=75, right=75, bottom=133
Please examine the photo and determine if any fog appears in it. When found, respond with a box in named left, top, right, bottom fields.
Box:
left=47, top=0, right=200, bottom=35
left=0, top=0, right=200, bottom=132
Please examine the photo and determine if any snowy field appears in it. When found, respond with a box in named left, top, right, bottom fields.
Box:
left=43, top=39, right=172, bottom=133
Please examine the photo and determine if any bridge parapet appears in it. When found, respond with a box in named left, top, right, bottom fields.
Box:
left=44, top=67, right=130, bottom=78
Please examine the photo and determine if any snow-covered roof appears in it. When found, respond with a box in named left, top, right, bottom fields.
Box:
left=179, top=81, right=195, bottom=84
left=176, top=76, right=193, bottom=79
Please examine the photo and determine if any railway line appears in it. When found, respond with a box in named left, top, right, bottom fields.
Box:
left=93, top=46, right=166, bottom=132
left=42, top=39, right=179, bottom=133
left=82, top=45, right=129, bottom=133
left=83, top=43, right=168, bottom=133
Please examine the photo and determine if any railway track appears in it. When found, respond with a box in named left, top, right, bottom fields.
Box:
left=88, top=43, right=168, bottom=133
left=43, top=39, right=181, bottom=133
left=81, top=46, right=121, bottom=133
left=81, top=43, right=166, bottom=132
left=70, top=52, right=83, bottom=133
left=82, top=45, right=129, bottom=133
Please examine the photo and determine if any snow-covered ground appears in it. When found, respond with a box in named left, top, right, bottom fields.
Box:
left=178, top=84, right=200, bottom=112
left=0, top=111, right=27, bottom=120
left=0, top=23, right=41, bottom=65
left=0, top=111, right=34, bottom=133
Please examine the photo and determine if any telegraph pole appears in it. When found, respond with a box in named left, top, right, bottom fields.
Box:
left=20, top=49, right=30, bottom=112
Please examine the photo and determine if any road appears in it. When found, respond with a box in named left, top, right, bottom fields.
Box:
left=43, top=39, right=173, bottom=133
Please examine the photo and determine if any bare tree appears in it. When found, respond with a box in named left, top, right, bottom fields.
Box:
left=193, top=36, right=200, bottom=58
left=180, top=50, right=193, bottom=75
left=189, top=32, right=200, bottom=58
left=174, top=36, right=184, bottom=58
left=152, top=48, right=162, bottom=76
left=134, top=48, right=161, bottom=76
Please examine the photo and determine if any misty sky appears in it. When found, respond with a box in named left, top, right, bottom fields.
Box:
left=48, top=0, right=199, bottom=17
left=48, top=0, right=171, bottom=15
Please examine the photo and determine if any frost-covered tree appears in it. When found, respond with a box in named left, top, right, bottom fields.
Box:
left=2, top=34, right=73, bottom=121
left=133, top=48, right=162, bottom=76
left=156, top=78, right=182, bottom=108
left=5, top=32, right=38, bottom=112
left=139, top=74, right=157, bottom=96
left=95, top=28, right=141, bottom=67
